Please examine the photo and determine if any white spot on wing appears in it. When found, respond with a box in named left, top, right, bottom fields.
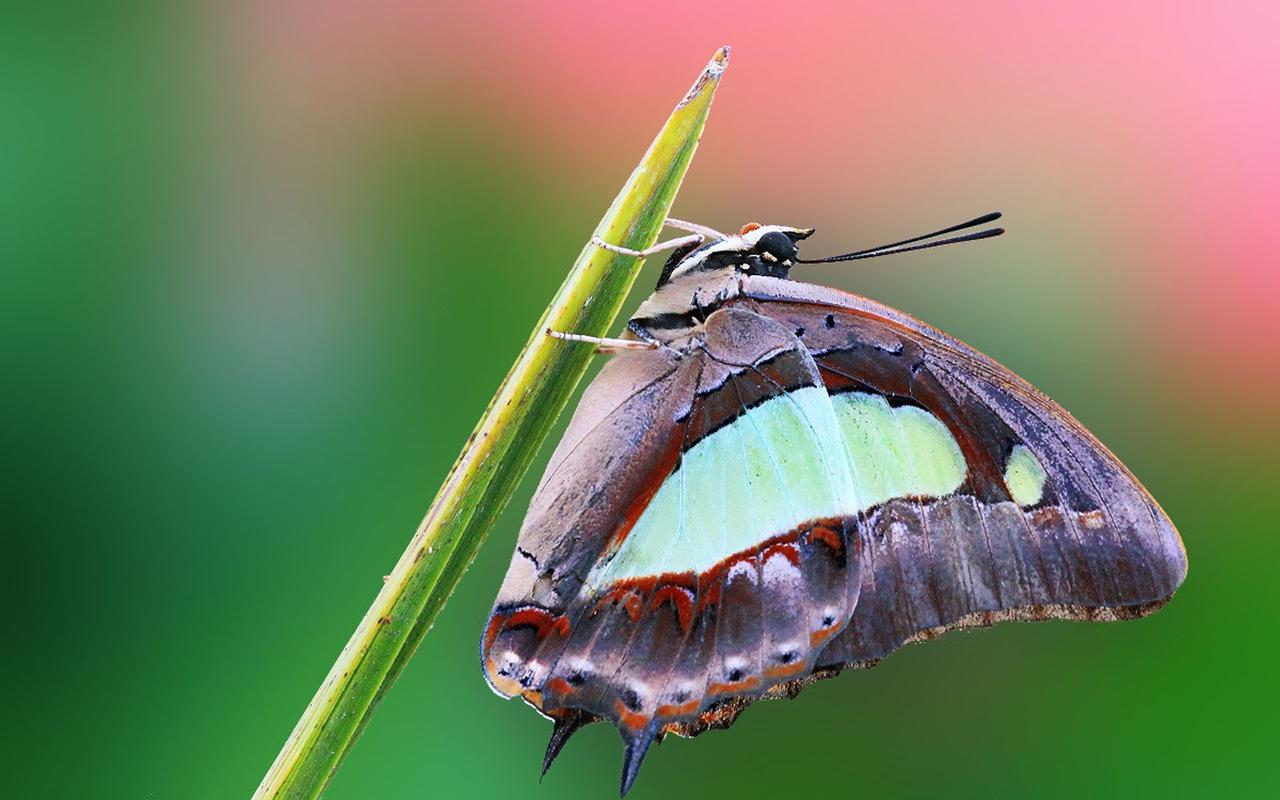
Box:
left=728, top=559, right=757, bottom=583
left=762, top=549, right=800, bottom=582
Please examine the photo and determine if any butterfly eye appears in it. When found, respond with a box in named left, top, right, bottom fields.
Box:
left=756, top=230, right=798, bottom=263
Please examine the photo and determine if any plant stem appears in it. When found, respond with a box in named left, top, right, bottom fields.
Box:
left=253, top=46, right=730, bottom=800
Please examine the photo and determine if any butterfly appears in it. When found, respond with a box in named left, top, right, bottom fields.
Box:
left=480, top=212, right=1187, bottom=796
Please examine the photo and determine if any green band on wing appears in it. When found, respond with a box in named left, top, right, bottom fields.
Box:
left=1003, top=444, right=1047, bottom=506
left=584, top=387, right=973, bottom=591
left=586, top=386, right=855, bottom=589
left=832, top=392, right=967, bottom=509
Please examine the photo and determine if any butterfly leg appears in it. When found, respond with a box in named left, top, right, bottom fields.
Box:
left=663, top=217, right=727, bottom=239
left=545, top=328, right=658, bottom=353
left=590, top=232, right=703, bottom=258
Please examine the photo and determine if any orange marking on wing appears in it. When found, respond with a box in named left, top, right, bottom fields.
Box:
left=708, top=676, right=760, bottom=695
left=614, top=700, right=649, bottom=731
left=595, top=584, right=649, bottom=622
left=482, top=615, right=505, bottom=654
left=762, top=541, right=801, bottom=567
left=657, top=700, right=700, bottom=717
left=807, top=524, right=843, bottom=553
left=502, top=608, right=571, bottom=640
left=598, top=519, right=846, bottom=615
left=546, top=677, right=574, bottom=696
left=810, top=626, right=837, bottom=647
left=485, top=657, right=524, bottom=699
left=595, top=585, right=634, bottom=613
left=739, top=222, right=762, bottom=235
left=650, top=585, right=695, bottom=632
left=1032, top=506, right=1063, bottom=526
left=504, top=608, right=551, bottom=631
left=763, top=661, right=808, bottom=679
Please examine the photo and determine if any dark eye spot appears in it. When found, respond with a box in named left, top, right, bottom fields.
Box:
left=727, top=668, right=745, bottom=682
left=794, top=326, right=805, bottom=337
left=778, top=650, right=797, bottom=664
left=821, top=614, right=836, bottom=627
left=824, top=314, right=835, bottom=329
left=620, top=687, right=641, bottom=710
left=567, top=671, right=587, bottom=686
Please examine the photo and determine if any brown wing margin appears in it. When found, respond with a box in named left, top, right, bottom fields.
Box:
left=737, top=276, right=1186, bottom=676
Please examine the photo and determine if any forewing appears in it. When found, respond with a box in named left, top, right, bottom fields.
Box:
left=740, top=276, right=1187, bottom=671
left=482, top=345, right=696, bottom=698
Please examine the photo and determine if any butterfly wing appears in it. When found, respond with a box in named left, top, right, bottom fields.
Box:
left=485, top=276, right=1186, bottom=791
left=482, top=344, right=694, bottom=699
left=482, top=308, right=866, bottom=781
left=739, top=275, right=1188, bottom=673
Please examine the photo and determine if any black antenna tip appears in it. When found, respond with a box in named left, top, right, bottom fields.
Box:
left=795, top=210, right=1007, bottom=264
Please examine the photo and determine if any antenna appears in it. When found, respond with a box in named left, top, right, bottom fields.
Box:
left=796, top=212, right=1004, bottom=264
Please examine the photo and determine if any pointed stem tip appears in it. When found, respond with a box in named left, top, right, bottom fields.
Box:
left=711, top=44, right=731, bottom=71
left=680, top=45, right=732, bottom=105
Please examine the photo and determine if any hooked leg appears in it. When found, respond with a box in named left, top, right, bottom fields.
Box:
left=663, top=217, right=727, bottom=240
left=545, top=328, right=658, bottom=353
left=590, top=232, right=704, bottom=259
left=590, top=216, right=721, bottom=258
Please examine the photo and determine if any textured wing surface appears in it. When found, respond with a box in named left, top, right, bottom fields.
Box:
left=482, top=345, right=695, bottom=698
left=741, top=277, right=1187, bottom=672
left=482, top=308, right=864, bottom=756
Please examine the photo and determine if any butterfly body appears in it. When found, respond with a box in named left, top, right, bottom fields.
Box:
left=481, top=219, right=1186, bottom=794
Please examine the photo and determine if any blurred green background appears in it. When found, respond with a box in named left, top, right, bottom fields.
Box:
left=4, top=3, right=1277, bottom=798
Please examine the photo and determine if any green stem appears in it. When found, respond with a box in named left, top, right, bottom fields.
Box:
left=253, top=46, right=730, bottom=800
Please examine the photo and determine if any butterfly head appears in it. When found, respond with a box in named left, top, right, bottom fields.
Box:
left=657, top=223, right=815, bottom=287
left=655, top=212, right=1006, bottom=289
